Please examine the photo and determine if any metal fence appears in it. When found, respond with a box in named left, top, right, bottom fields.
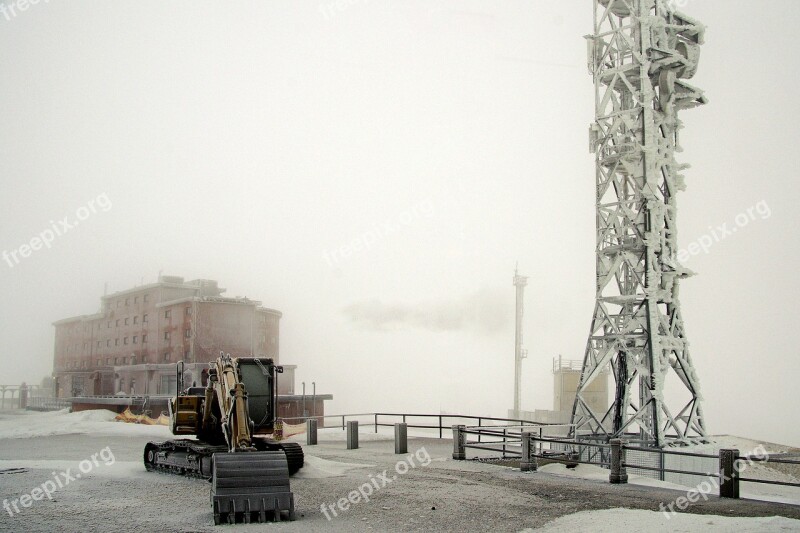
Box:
left=279, top=412, right=554, bottom=439
left=25, top=397, right=72, bottom=411
left=451, top=425, right=800, bottom=501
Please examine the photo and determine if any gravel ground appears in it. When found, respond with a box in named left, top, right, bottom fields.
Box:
left=1, top=432, right=799, bottom=532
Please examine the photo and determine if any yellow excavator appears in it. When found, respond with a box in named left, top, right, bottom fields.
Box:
left=144, top=352, right=303, bottom=524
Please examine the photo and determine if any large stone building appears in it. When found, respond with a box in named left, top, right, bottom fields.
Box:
left=52, top=276, right=330, bottom=419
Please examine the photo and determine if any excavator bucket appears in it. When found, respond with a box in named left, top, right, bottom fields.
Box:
left=211, top=451, right=295, bottom=524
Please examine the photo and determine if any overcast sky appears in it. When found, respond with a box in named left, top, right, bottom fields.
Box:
left=1, top=0, right=799, bottom=446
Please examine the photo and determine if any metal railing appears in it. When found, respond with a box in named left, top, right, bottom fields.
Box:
left=279, top=412, right=552, bottom=438
left=737, top=452, right=800, bottom=489
left=25, top=397, right=72, bottom=411
left=451, top=427, right=800, bottom=502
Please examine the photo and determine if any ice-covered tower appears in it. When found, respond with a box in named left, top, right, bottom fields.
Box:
left=570, top=0, right=708, bottom=447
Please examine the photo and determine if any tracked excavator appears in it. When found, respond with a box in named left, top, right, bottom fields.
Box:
left=144, top=352, right=304, bottom=524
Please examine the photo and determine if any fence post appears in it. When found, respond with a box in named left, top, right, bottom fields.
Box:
left=609, top=438, right=628, bottom=484
left=502, top=428, right=507, bottom=458
left=452, top=425, right=466, bottom=460
left=478, top=418, right=482, bottom=443
left=719, top=449, right=740, bottom=498
left=395, top=423, right=408, bottom=454
left=520, top=432, right=537, bottom=472
left=342, top=415, right=345, bottom=431
left=306, top=418, right=318, bottom=445
left=347, top=420, right=359, bottom=450
left=439, top=415, right=443, bottom=439
left=375, top=413, right=378, bottom=433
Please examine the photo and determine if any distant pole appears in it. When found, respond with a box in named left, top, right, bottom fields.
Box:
left=513, top=266, right=529, bottom=418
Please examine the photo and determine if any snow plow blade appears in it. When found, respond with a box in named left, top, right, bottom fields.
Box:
left=211, top=451, right=295, bottom=524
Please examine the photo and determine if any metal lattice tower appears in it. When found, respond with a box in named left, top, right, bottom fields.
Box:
left=570, top=0, right=708, bottom=447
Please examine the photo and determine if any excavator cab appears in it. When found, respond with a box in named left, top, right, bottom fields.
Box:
left=169, top=361, right=204, bottom=435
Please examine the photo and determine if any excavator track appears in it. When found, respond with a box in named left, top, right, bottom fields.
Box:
left=144, top=439, right=301, bottom=524
left=253, top=440, right=304, bottom=476
left=144, top=439, right=226, bottom=478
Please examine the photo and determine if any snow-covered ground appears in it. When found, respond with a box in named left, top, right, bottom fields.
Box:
left=531, top=508, right=800, bottom=532
left=1, top=410, right=799, bottom=532
left=0, top=409, right=171, bottom=440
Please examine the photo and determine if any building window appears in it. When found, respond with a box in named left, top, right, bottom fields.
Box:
left=122, top=357, right=128, bottom=364
left=131, top=356, right=136, bottom=366
left=124, top=318, right=129, bottom=326
left=96, top=359, right=101, bottom=366
left=164, top=331, right=170, bottom=341
left=125, top=298, right=130, bottom=306
left=142, top=334, right=148, bottom=343
left=114, top=357, right=119, bottom=365
left=165, top=310, right=171, bottom=319
left=144, top=294, right=149, bottom=303
left=160, top=374, right=176, bottom=395
left=184, top=349, right=190, bottom=359
left=133, top=316, right=138, bottom=324
left=115, top=339, right=119, bottom=346
left=106, top=340, right=111, bottom=347
left=134, top=296, right=139, bottom=304
left=141, top=355, right=147, bottom=363
left=96, top=341, right=101, bottom=348
left=143, top=314, right=148, bottom=323
left=116, top=301, right=121, bottom=308
left=184, top=329, right=191, bottom=339
left=133, top=335, right=138, bottom=344
left=185, top=307, right=191, bottom=316
left=107, top=321, right=111, bottom=328
left=118, top=378, right=125, bottom=392
left=163, top=352, right=170, bottom=362
left=105, top=358, right=110, bottom=365
left=116, top=319, right=120, bottom=327
left=124, top=337, right=129, bottom=345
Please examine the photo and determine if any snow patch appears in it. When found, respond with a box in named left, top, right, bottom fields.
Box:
left=293, top=455, right=375, bottom=479
left=528, top=508, right=800, bottom=532
left=0, top=409, right=172, bottom=440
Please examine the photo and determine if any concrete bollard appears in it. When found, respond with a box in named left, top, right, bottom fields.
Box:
left=395, top=423, right=408, bottom=454
left=719, top=449, right=740, bottom=498
left=306, top=419, right=318, bottom=446
left=452, top=424, right=466, bottom=460
left=520, top=431, right=537, bottom=472
left=609, top=438, right=628, bottom=484
left=19, top=383, right=28, bottom=410
left=347, top=420, right=359, bottom=450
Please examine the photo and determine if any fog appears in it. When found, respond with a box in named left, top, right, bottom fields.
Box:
left=1, top=1, right=799, bottom=446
